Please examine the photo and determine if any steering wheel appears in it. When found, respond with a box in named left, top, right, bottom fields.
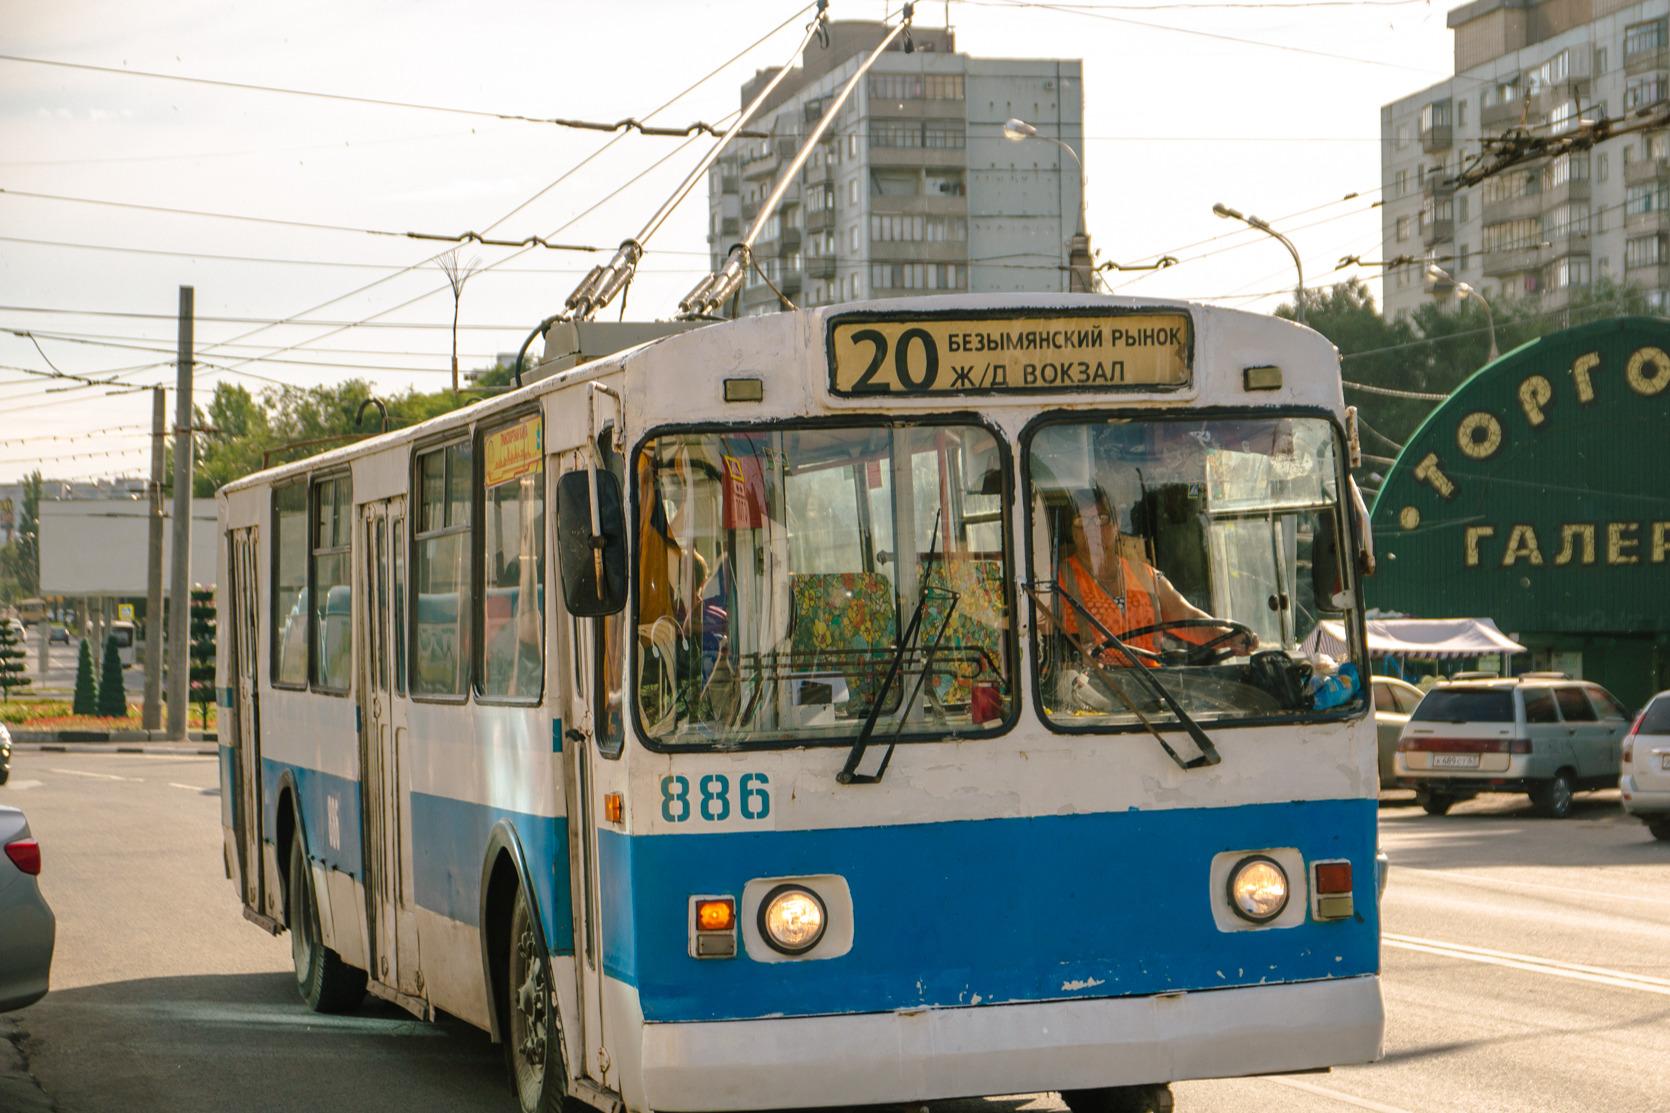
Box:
left=1101, top=617, right=1258, bottom=667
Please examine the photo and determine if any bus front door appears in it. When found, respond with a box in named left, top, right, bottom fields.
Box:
left=554, top=454, right=613, bottom=1089
left=359, top=498, right=422, bottom=998
left=228, top=527, right=265, bottom=916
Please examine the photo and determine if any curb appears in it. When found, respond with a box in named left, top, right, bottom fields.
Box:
left=13, top=742, right=219, bottom=756
left=6, top=730, right=217, bottom=744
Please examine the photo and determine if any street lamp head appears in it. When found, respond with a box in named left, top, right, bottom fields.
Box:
left=1211, top=202, right=1243, bottom=221
left=1002, top=117, right=1038, bottom=141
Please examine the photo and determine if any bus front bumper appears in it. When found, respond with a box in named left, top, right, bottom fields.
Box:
left=638, top=975, right=1384, bottom=1111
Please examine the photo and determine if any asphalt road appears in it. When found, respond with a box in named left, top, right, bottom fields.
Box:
left=3, top=752, right=1668, bottom=1113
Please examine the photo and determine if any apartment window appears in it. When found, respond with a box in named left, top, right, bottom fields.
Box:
left=1458, top=243, right=1470, bottom=271
left=1547, top=153, right=1590, bottom=188
left=869, top=262, right=964, bottom=291
left=868, top=120, right=966, bottom=150
left=1394, top=169, right=1407, bottom=198
left=1626, top=75, right=1668, bottom=112
left=1627, top=183, right=1669, bottom=215
left=1550, top=100, right=1578, bottom=136
left=1484, top=78, right=1520, bottom=107
left=1599, top=152, right=1610, bottom=181
left=310, top=473, right=353, bottom=693
left=1417, top=163, right=1426, bottom=187
left=1396, top=123, right=1411, bottom=149
left=1544, top=204, right=1590, bottom=236
left=1552, top=258, right=1591, bottom=289
left=1458, top=194, right=1469, bottom=222
left=271, top=480, right=308, bottom=687
left=1624, top=19, right=1667, bottom=60
left=1483, top=218, right=1540, bottom=253
left=849, top=179, right=860, bottom=205
left=413, top=440, right=472, bottom=698
left=848, top=134, right=858, bottom=157
left=1626, top=234, right=1665, bottom=269
left=477, top=414, right=544, bottom=702
left=867, top=73, right=964, bottom=101
left=924, top=169, right=965, bottom=196
left=1596, top=47, right=1608, bottom=74
left=870, top=214, right=966, bottom=242
left=1651, top=132, right=1670, bottom=162
left=849, top=226, right=860, bottom=253
left=1529, top=51, right=1569, bottom=96
left=1396, top=216, right=1410, bottom=242
left=1482, top=170, right=1538, bottom=204
left=1419, top=100, right=1450, bottom=132
left=1457, top=98, right=1469, bottom=127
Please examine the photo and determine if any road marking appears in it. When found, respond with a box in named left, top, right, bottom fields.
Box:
left=99, top=1000, right=443, bottom=1036
left=1394, top=864, right=1670, bottom=908
left=3, top=778, right=43, bottom=791
left=1265, top=1076, right=1420, bottom=1113
left=169, top=782, right=213, bottom=792
left=1385, top=932, right=1670, bottom=996
left=50, top=767, right=142, bottom=782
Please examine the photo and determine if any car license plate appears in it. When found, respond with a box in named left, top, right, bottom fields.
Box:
left=1431, top=753, right=1480, bottom=769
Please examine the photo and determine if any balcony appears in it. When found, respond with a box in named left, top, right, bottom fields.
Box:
left=1421, top=217, right=1455, bottom=247
left=806, top=207, right=835, bottom=234
left=1482, top=191, right=1542, bottom=224
left=1624, top=260, right=1670, bottom=288
left=1482, top=244, right=1545, bottom=277
left=743, top=150, right=779, bottom=180
left=1482, top=98, right=1526, bottom=129
left=1543, top=177, right=1591, bottom=207
left=1543, top=228, right=1591, bottom=258
left=1423, top=174, right=1456, bottom=199
left=1420, top=122, right=1452, bottom=152
left=1626, top=45, right=1668, bottom=76
left=778, top=227, right=802, bottom=253
left=868, top=144, right=967, bottom=169
left=806, top=254, right=836, bottom=280
left=1625, top=207, right=1670, bottom=233
left=1625, top=156, right=1670, bottom=187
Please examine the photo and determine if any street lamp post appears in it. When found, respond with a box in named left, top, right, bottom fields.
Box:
left=1212, top=203, right=1305, bottom=324
left=1426, top=263, right=1498, bottom=362
left=1003, top=117, right=1093, bottom=292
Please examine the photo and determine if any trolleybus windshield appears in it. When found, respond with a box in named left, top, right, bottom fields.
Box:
left=634, top=421, right=1013, bottom=748
left=1027, top=414, right=1364, bottom=730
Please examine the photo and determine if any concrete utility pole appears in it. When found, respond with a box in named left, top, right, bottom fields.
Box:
left=144, top=386, right=165, bottom=731
left=166, top=287, right=194, bottom=738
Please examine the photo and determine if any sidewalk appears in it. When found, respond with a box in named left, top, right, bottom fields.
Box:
left=9, top=730, right=219, bottom=756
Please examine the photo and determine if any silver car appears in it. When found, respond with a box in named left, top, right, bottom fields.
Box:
left=1394, top=674, right=1634, bottom=818
left=1372, top=676, right=1424, bottom=790
left=1620, top=690, right=1670, bottom=841
left=0, top=722, right=11, bottom=786
left=1, top=804, right=55, bottom=1011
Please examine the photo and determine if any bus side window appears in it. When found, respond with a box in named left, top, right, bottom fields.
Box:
left=392, top=514, right=407, bottom=697
left=412, top=440, right=472, bottom=699
left=310, top=473, right=353, bottom=693
left=478, top=415, right=545, bottom=702
left=271, top=479, right=309, bottom=688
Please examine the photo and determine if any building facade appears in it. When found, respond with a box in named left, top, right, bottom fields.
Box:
left=706, top=22, right=1084, bottom=314
left=1381, top=0, right=1670, bottom=318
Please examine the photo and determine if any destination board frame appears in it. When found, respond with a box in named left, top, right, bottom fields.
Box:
left=825, top=306, right=1194, bottom=399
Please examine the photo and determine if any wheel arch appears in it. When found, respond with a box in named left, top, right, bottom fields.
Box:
left=478, top=819, right=555, bottom=1048
left=273, top=769, right=303, bottom=925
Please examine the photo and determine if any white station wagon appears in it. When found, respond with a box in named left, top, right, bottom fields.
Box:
left=1394, top=675, right=1633, bottom=818
left=1620, top=690, right=1670, bottom=841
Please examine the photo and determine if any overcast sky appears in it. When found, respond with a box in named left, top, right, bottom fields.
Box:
left=0, top=0, right=1456, bottom=484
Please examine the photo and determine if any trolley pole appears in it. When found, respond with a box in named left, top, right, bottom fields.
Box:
left=166, top=287, right=194, bottom=739
left=143, top=386, right=166, bottom=731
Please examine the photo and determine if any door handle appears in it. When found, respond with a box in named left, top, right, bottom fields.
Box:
left=565, top=728, right=588, bottom=745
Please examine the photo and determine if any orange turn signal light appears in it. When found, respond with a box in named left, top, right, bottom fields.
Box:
left=603, top=792, right=624, bottom=825
left=695, top=898, right=736, bottom=933
left=1314, top=861, right=1353, bottom=895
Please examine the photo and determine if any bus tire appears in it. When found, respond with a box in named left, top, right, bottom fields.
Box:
left=287, top=835, right=366, bottom=1013
left=1061, top=1084, right=1174, bottom=1113
left=505, top=885, right=565, bottom=1112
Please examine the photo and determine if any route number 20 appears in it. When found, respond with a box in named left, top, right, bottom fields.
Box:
left=660, top=772, right=770, bottom=823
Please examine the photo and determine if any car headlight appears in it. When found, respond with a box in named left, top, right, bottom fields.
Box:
left=1227, top=855, right=1289, bottom=924
left=759, top=884, right=826, bottom=954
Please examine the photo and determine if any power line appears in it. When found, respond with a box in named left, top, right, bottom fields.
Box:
left=0, top=53, right=772, bottom=140
left=0, top=305, right=533, bottom=329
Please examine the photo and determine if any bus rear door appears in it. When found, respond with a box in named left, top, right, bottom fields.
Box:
left=228, top=528, right=266, bottom=917
left=359, top=498, right=422, bottom=1000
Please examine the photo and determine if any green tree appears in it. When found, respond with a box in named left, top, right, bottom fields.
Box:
left=0, top=620, right=31, bottom=698
left=97, top=634, right=127, bottom=718
left=189, top=587, right=216, bottom=729
left=15, top=471, right=42, bottom=598
left=72, top=637, right=98, bottom=715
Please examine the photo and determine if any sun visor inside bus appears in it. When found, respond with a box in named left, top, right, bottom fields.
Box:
left=556, top=470, right=627, bottom=617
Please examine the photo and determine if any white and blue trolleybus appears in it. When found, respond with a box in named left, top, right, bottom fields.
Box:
left=218, top=293, right=1384, bottom=1113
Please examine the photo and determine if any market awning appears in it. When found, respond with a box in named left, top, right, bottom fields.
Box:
left=1303, top=617, right=1527, bottom=660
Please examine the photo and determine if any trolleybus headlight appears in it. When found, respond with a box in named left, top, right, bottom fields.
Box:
left=1227, top=855, right=1289, bottom=923
left=759, top=884, right=827, bottom=954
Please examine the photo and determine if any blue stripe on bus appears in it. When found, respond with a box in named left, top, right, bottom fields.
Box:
left=408, top=792, right=574, bottom=955
left=598, top=797, right=1379, bottom=1023
left=261, top=758, right=364, bottom=880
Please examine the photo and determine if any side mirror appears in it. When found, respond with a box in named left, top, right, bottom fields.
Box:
left=556, top=469, right=627, bottom=617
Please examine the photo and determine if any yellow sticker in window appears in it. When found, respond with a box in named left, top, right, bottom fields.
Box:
left=483, top=414, right=543, bottom=487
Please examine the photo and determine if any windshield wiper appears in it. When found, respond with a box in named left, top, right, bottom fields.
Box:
left=838, top=512, right=954, bottom=785
left=1024, top=580, right=1222, bottom=770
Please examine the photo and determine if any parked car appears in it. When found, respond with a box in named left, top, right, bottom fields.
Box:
left=0, top=722, right=10, bottom=786
left=0, top=804, right=55, bottom=1011
left=1373, top=675, right=1425, bottom=790
left=1394, top=674, right=1633, bottom=818
left=1620, top=690, right=1670, bottom=841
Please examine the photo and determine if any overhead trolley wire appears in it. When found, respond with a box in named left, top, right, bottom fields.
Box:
left=0, top=52, right=772, bottom=140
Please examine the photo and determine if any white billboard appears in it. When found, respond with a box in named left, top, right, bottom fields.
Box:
left=39, top=499, right=219, bottom=596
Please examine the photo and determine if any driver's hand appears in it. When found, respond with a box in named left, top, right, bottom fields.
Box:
left=1231, top=631, right=1259, bottom=656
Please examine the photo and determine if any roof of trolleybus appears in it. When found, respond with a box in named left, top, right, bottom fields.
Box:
left=218, top=293, right=1344, bottom=499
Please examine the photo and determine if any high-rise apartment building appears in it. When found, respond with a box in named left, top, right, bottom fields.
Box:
left=706, top=22, right=1084, bottom=314
left=1381, top=0, right=1670, bottom=318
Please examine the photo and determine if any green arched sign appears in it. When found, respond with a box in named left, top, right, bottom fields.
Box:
left=1368, top=317, right=1670, bottom=704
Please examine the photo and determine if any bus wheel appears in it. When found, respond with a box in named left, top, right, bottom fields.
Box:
left=1061, top=1084, right=1175, bottom=1113
left=286, top=836, right=366, bottom=1013
left=506, top=887, right=564, bottom=1112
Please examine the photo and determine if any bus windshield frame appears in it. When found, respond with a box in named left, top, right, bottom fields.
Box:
left=1021, top=407, right=1370, bottom=736
left=629, top=414, right=1019, bottom=753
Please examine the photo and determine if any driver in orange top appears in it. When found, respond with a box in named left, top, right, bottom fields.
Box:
left=1057, top=486, right=1257, bottom=668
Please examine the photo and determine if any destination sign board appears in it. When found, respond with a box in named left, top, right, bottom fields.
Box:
left=827, top=312, right=1191, bottom=397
